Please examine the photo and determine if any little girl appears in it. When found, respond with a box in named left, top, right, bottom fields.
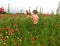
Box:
left=31, top=10, right=39, bottom=26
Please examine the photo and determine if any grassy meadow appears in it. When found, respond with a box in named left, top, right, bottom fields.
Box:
left=0, top=14, right=60, bottom=46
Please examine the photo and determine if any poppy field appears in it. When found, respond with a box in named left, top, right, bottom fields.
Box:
left=0, top=14, right=60, bottom=46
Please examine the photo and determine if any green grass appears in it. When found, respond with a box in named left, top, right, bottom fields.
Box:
left=0, top=14, right=60, bottom=46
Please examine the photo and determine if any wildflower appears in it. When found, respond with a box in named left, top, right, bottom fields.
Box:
left=32, top=37, right=36, bottom=41
left=5, top=36, right=9, bottom=38
left=8, top=30, right=15, bottom=35
left=5, top=32, right=8, bottom=34
left=19, top=39, right=22, bottom=42
left=17, top=37, right=22, bottom=41
left=8, top=31, right=13, bottom=35
left=5, top=27, right=10, bottom=30
left=4, top=42, right=6, bottom=45
left=11, top=30, right=15, bottom=33
left=17, top=37, right=19, bottom=39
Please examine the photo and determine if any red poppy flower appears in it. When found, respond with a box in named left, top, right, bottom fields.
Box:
left=8, top=30, right=15, bottom=35
left=11, top=30, right=15, bottom=33
left=8, top=31, right=13, bottom=35
left=32, top=37, right=36, bottom=41
left=5, top=27, right=10, bottom=30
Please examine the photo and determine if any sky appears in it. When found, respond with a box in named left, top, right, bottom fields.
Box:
left=0, top=0, right=60, bottom=14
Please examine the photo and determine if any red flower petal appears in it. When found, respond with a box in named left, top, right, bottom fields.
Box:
left=5, top=27, right=10, bottom=30
left=32, top=37, right=36, bottom=41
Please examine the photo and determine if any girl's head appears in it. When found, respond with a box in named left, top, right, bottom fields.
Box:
left=33, top=10, right=38, bottom=14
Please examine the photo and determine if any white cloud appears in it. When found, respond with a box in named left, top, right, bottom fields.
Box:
left=0, top=0, right=60, bottom=13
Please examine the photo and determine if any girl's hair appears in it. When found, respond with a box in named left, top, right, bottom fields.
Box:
left=33, top=10, right=38, bottom=14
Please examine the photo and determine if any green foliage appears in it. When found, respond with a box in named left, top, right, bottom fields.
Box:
left=0, top=15, right=60, bottom=46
